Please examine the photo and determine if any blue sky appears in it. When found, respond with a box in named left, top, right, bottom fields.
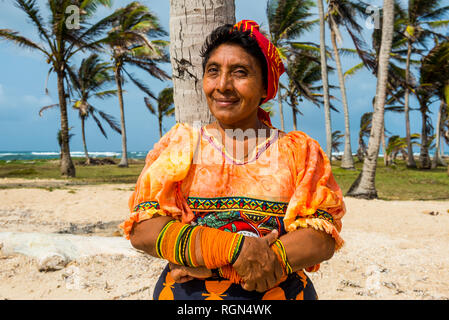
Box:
left=0, top=0, right=444, bottom=154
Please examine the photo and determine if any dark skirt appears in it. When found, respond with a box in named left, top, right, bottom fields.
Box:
left=153, top=264, right=318, bottom=300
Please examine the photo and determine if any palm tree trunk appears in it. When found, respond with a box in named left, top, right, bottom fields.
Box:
left=432, top=100, right=446, bottom=168
left=419, top=102, right=431, bottom=169
left=114, top=65, right=128, bottom=168
left=404, top=41, right=417, bottom=168
left=56, top=70, right=76, bottom=177
left=278, top=91, right=285, bottom=131
left=169, top=0, right=235, bottom=126
left=81, top=116, right=90, bottom=165
left=158, top=113, right=163, bottom=138
left=381, top=125, right=387, bottom=166
left=317, top=0, right=332, bottom=160
left=330, top=28, right=354, bottom=169
left=292, top=106, right=297, bottom=131
left=346, top=0, right=395, bottom=199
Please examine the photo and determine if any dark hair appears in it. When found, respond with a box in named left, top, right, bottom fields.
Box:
left=200, top=24, right=268, bottom=90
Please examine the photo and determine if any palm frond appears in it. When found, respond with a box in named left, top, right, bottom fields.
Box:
left=39, top=104, right=59, bottom=117
left=90, top=110, right=108, bottom=138
left=123, top=68, right=157, bottom=99
left=144, top=96, right=156, bottom=114
left=96, top=109, right=121, bottom=134
left=15, top=0, right=54, bottom=49
left=0, top=29, right=49, bottom=57
left=344, top=62, right=365, bottom=80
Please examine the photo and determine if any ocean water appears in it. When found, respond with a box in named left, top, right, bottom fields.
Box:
left=0, top=151, right=148, bottom=161
left=1, top=150, right=447, bottom=161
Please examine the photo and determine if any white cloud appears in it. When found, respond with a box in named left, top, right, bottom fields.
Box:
left=23, top=94, right=54, bottom=107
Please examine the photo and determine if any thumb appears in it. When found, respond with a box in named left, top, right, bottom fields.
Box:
left=262, top=229, right=279, bottom=246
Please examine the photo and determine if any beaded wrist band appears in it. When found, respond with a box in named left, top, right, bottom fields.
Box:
left=156, top=220, right=245, bottom=269
left=271, top=239, right=293, bottom=275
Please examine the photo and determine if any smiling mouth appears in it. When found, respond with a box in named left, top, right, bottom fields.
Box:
left=214, top=98, right=240, bottom=107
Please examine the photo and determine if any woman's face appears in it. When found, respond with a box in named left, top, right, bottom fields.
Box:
left=203, top=43, right=267, bottom=127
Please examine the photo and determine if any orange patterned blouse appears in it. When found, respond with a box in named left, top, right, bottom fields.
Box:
left=121, top=123, right=345, bottom=272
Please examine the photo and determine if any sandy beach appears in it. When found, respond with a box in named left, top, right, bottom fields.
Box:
left=0, top=178, right=448, bottom=300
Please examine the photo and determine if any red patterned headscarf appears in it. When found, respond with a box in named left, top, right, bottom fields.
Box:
left=233, top=20, right=285, bottom=127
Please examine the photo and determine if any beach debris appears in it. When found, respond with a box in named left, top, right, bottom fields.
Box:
left=382, top=281, right=398, bottom=289
left=0, top=232, right=140, bottom=261
left=340, top=279, right=361, bottom=288
left=38, top=252, right=68, bottom=272
left=422, top=210, right=440, bottom=216
left=57, top=221, right=122, bottom=236
left=363, top=265, right=382, bottom=296
left=62, top=265, right=85, bottom=290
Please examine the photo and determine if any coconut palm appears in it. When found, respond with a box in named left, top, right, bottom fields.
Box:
left=102, top=1, right=170, bottom=167
left=169, top=0, right=235, bottom=126
left=0, top=0, right=113, bottom=176
left=331, top=130, right=344, bottom=155
left=144, top=87, right=175, bottom=138
left=282, top=47, right=337, bottom=131
left=40, top=54, right=121, bottom=165
left=419, top=40, right=449, bottom=168
left=385, top=134, right=419, bottom=164
left=400, top=0, right=449, bottom=168
left=326, top=0, right=371, bottom=169
left=317, top=0, right=332, bottom=159
left=266, top=0, right=316, bottom=131
left=347, top=0, right=395, bottom=199
left=356, top=112, right=372, bottom=162
left=415, top=83, right=435, bottom=169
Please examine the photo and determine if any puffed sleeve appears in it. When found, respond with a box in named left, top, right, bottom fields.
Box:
left=282, top=131, right=346, bottom=254
left=120, top=123, right=199, bottom=239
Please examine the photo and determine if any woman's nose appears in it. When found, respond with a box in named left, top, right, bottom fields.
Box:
left=217, top=72, right=232, bottom=92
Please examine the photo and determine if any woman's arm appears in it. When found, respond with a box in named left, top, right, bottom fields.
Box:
left=129, top=216, right=282, bottom=289
left=129, top=215, right=173, bottom=257
left=280, top=227, right=336, bottom=272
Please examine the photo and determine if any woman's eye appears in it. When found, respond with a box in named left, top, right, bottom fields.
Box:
left=207, top=67, right=218, bottom=74
left=234, top=69, right=247, bottom=76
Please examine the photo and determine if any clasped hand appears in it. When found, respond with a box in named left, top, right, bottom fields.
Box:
left=170, top=230, right=284, bottom=293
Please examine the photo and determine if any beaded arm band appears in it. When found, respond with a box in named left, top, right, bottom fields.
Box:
left=155, top=220, right=245, bottom=269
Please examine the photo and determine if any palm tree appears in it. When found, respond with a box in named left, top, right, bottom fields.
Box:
left=326, top=0, right=371, bottom=169
left=266, top=0, right=316, bottom=131
left=103, top=1, right=170, bottom=167
left=356, top=112, right=372, bottom=162
left=419, top=40, right=449, bottom=168
left=169, top=0, right=235, bottom=125
left=415, top=82, right=435, bottom=169
left=317, top=0, right=332, bottom=159
left=144, top=87, right=175, bottom=138
left=0, top=0, right=113, bottom=176
left=331, top=130, right=344, bottom=155
left=69, top=54, right=121, bottom=165
left=400, top=0, right=449, bottom=168
left=40, top=54, right=121, bottom=165
left=282, top=47, right=337, bottom=131
left=347, top=0, right=395, bottom=199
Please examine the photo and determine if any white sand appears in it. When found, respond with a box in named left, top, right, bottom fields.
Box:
left=0, top=179, right=448, bottom=300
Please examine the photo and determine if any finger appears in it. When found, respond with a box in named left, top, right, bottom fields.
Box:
left=175, top=275, right=193, bottom=284
left=262, top=229, right=279, bottom=246
left=273, top=255, right=284, bottom=280
left=265, top=272, right=277, bottom=291
left=170, top=270, right=182, bottom=282
left=242, top=280, right=255, bottom=292
left=255, top=279, right=269, bottom=293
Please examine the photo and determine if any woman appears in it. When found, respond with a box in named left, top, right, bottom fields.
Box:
left=121, top=20, right=345, bottom=300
